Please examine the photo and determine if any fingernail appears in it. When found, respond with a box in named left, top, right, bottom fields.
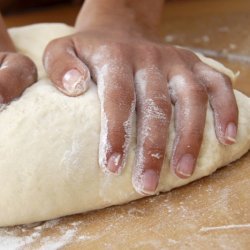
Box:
left=176, top=154, right=195, bottom=178
left=225, top=122, right=237, bottom=143
left=107, top=153, right=122, bottom=174
left=63, top=69, right=88, bottom=96
left=141, top=169, right=159, bottom=195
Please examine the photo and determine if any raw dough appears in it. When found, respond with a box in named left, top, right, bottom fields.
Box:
left=0, top=24, right=249, bottom=227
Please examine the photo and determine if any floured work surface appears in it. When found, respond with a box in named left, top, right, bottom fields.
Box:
left=1, top=0, right=249, bottom=247
left=0, top=22, right=250, bottom=248
left=1, top=23, right=250, bottom=227
left=0, top=152, right=249, bottom=249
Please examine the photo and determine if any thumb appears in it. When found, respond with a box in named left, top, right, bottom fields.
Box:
left=43, top=37, right=91, bottom=97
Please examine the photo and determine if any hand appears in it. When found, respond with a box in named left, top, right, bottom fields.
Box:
left=43, top=0, right=238, bottom=195
left=0, top=52, right=37, bottom=103
left=43, top=26, right=238, bottom=194
left=0, top=13, right=37, bottom=103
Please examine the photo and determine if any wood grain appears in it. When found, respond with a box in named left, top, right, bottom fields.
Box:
left=2, top=152, right=249, bottom=249
left=1, top=0, right=249, bottom=249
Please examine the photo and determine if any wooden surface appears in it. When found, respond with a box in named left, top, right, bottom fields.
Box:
left=1, top=0, right=250, bottom=249
left=1, top=153, right=250, bottom=249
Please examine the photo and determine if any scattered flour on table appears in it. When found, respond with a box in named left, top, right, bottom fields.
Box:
left=0, top=219, right=79, bottom=250
left=0, top=216, right=114, bottom=250
left=0, top=230, right=38, bottom=250
left=0, top=170, right=249, bottom=249
left=38, top=228, right=76, bottom=250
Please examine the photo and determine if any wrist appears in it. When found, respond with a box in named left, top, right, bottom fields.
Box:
left=75, top=0, right=164, bottom=39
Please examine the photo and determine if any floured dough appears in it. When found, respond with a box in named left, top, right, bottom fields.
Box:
left=0, top=24, right=249, bottom=227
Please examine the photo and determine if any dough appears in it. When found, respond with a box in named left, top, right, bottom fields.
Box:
left=0, top=24, right=249, bottom=227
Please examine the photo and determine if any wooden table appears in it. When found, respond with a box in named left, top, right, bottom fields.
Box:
left=1, top=0, right=250, bottom=249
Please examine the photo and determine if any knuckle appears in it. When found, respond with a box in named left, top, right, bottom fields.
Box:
left=138, top=43, right=161, bottom=62
left=194, top=62, right=233, bottom=91
left=143, top=139, right=165, bottom=154
left=106, top=86, right=134, bottom=106
left=178, top=48, right=199, bottom=64
left=188, top=84, right=207, bottom=102
left=171, top=74, right=207, bottom=102
left=44, top=37, right=73, bottom=62
left=104, top=42, right=129, bottom=58
left=2, top=54, right=37, bottom=84
left=192, top=83, right=208, bottom=101
left=144, top=140, right=165, bottom=158
left=153, top=95, right=172, bottom=117
left=142, top=98, right=169, bottom=123
left=165, top=45, right=179, bottom=57
left=19, top=54, right=36, bottom=70
left=43, top=39, right=62, bottom=70
left=19, top=61, right=37, bottom=83
left=46, top=37, right=65, bottom=49
left=44, top=38, right=60, bottom=53
left=179, top=130, right=203, bottom=147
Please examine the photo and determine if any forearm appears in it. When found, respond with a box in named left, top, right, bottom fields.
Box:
left=0, top=13, right=15, bottom=52
left=75, top=0, right=164, bottom=37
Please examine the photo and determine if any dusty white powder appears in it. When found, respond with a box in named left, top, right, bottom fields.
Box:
left=133, top=68, right=168, bottom=194
left=38, top=228, right=76, bottom=250
left=0, top=219, right=78, bottom=250
left=0, top=230, right=39, bottom=250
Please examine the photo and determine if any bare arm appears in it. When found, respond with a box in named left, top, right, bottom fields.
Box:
left=75, top=0, right=164, bottom=38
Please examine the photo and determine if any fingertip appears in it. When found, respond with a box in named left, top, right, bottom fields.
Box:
left=132, top=169, right=159, bottom=195
left=106, top=152, right=123, bottom=174
left=172, top=154, right=195, bottom=179
left=219, top=122, right=237, bottom=145
left=214, top=110, right=238, bottom=145
left=61, top=68, right=90, bottom=97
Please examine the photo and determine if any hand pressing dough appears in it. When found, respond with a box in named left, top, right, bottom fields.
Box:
left=0, top=24, right=249, bottom=227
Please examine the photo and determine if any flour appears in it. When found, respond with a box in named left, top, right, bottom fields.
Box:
left=168, top=74, right=187, bottom=102
left=121, top=97, right=136, bottom=173
left=1, top=23, right=249, bottom=229
left=0, top=220, right=59, bottom=249
left=200, top=224, right=250, bottom=232
left=0, top=219, right=79, bottom=250
left=38, top=228, right=76, bottom=250
left=0, top=230, right=39, bottom=250
left=96, top=64, right=111, bottom=173
left=133, top=68, right=169, bottom=194
left=61, top=137, right=82, bottom=170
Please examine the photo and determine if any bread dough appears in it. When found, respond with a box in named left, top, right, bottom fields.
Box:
left=0, top=24, right=249, bottom=227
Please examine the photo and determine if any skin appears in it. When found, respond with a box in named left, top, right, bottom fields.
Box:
left=0, top=14, right=37, bottom=104
left=43, top=0, right=238, bottom=195
left=0, top=13, right=37, bottom=103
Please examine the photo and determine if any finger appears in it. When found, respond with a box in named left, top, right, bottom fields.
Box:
left=43, top=37, right=91, bottom=97
left=96, top=62, right=135, bottom=175
left=132, top=67, right=171, bottom=195
left=194, top=62, right=238, bottom=145
left=169, top=72, right=207, bottom=178
left=0, top=52, right=37, bottom=103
